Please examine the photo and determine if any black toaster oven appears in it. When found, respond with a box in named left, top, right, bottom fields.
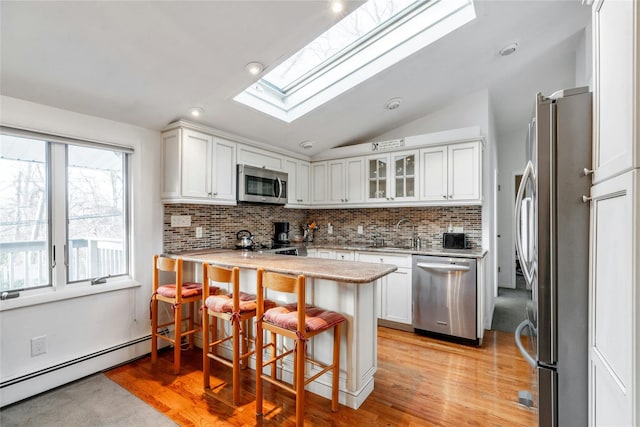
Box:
left=443, top=233, right=467, bottom=249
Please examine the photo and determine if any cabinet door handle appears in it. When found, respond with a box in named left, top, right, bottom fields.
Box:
left=583, top=167, right=594, bottom=176
left=582, top=195, right=592, bottom=203
left=443, top=195, right=447, bottom=199
left=213, top=192, right=218, bottom=196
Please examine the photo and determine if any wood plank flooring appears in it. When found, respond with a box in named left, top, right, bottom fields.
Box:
left=105, top=327, right=537, bottom=426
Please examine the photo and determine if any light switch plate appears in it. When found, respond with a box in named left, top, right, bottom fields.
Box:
left=196, top=227, right=203, bottom=238
left=357, top=225, right=364, bottom=234
left=171, top=215, right=191, bottom=227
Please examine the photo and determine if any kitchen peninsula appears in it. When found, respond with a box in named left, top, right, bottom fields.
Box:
left=172, top=250, right=397, bottom=409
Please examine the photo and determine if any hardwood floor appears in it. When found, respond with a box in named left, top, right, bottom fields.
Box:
left=105, top=327, right=536, bottom=426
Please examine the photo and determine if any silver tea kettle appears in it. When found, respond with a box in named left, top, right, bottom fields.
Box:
left=235, top=230, right=254, bottom=249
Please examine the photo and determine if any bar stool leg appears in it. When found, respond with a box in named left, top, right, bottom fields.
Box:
left=151, top=298, right=159, bottom=365
left=255, top=322, right=264, bottom=416
left=173, top=304, right=182, bottom=375
left=332, top=323, right=342, bottom=412
left=232, top=317, right=241, bottom=405
left=203, top=309, right=210, bottom=389
left=295, top=338, right=306, bottom=427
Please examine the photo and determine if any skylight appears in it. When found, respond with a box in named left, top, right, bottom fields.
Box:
left=234, top=0, right=476, bottom=123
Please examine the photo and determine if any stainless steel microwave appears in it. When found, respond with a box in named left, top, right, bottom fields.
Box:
left=237, top=164, right=288, bottom=205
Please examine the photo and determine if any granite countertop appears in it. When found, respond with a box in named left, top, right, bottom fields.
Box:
left=166, top=250, right=397, bottom=284
left=304, top=243, right=488, bottom=259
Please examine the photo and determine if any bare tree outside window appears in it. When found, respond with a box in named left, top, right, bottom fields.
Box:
left=0, top=136, right=49, bottom=290
left=0, top=134, right=128, bottom=291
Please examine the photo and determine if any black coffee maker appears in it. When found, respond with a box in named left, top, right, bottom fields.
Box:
left=274, top=222, right=290, bottom=245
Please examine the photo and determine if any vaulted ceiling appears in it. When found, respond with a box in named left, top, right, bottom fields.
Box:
left=0, top=1, right=591, bottom=156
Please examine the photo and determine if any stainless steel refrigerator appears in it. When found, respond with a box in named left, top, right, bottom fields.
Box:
left=514, top=86, right=591, bottom=427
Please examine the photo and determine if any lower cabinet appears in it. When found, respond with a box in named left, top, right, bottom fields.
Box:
left=357, top=252, right=412, bottom=327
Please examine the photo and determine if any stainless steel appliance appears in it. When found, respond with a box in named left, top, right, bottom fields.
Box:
left=274, top=222, right=290, bottom=244
left=237, top=164, right=287, bottom=204
left=412, top=255, right=477, bottom=343
left=258, top=246, right=307, bottom=256
left=442, top=232, right=467, bottom=249
left=235, top=229, right=255, bottom=249
left=514, top=87, right=591, bottom=427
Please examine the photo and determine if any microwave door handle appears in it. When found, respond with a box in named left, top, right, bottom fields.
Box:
left=275, top=176, right=283, bottom=201
left=514, top=160, right=535, bottom=285
left=515, top=319, right=537, bottom=368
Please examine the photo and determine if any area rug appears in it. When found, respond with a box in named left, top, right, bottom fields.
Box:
left=0, top=374, right=177, bottom=427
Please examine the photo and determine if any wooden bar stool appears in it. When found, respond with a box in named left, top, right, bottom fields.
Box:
left=151, top=255, right=214, bottom=374
left=202, top=263, right=257, bottom=405
left=255, top=268, right=346, bottom=426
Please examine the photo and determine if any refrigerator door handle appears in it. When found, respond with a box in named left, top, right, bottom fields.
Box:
left=515, top=319, right=537, bottom=368
left=514, top=160, right=535, bottom=285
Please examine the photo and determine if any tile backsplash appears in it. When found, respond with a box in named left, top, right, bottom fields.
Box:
left=163, top=204, right=482, bottom=253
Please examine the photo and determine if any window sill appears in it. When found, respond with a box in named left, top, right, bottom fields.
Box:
left=0, top=279, right=141, bottom=312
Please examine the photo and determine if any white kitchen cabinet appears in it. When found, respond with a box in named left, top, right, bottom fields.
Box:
left=420, top=141, right=481, bottom=203
left=589, top=1, right=640, bottom=425
left=592, top=0, right=640, bottom=184
left=366, top=150, right=418, bottom=203
left=357, top=252, right=412, bottom=326
left=328, top=157, right=365, bottom=204
left=335, top=250, right=355, bottom=261
left=311, top=161, right=328, bottom=204
left=315, top=248, right=334, bottom=259
left=161, top=127, right=236, bottom=205
left=588, top=170, right=639, bottom=427
left=285, top=158, right=311, bottom=206
left=237, top=144, right=284, bottom=171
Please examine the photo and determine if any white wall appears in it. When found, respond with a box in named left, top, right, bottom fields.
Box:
left=0, top=96, right=163, bottom=406
left=373, top=89, right=493, bottom=141
left=494, top=31, right=586, bottom=290
left=496, top=127, right=527, bottom=288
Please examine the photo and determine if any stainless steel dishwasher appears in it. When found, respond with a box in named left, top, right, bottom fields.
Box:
left=412, top=255, right=477, bottom=343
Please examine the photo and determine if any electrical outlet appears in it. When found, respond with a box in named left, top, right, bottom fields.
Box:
left=170, top=215, right=191, bottom=227
left=196, top=227, right=203, bottom=238
left=31, top=335, right=47, bottom=357
left=453, top=226, right=464, bottom=233
left=327, top=223, right=333, bottom=234
left=357, top=225, right=364, bottom=234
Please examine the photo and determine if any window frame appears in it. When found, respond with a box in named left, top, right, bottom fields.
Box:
left=0, top=126, right=135, bottom=305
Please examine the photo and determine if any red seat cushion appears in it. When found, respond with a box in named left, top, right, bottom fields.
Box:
left=156, top=282, right=214, bottom=298
left=205, top=292, right=275, bottom=313
left=263, top=303, right=345, bottom=332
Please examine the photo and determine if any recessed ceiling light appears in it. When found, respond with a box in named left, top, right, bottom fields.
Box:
left=189, top=107, right=204, bottom=117
left=384, top=97, right=402, bottom=110
left=299, top=140, right=314, bottom=149
left=245, top=62, right=264, bottom=76
left=330, top=0, right=344, bottom=14
left=498, top=43, right=518, bottom=57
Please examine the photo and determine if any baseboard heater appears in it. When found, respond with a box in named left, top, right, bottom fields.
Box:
left=1, top=335, right=151, bottom=389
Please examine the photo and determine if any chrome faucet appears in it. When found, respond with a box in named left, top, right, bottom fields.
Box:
left=395, top=218, right=417, bottom=248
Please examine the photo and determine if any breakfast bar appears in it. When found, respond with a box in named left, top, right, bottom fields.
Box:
left=173, top=250, right=397, bottom=409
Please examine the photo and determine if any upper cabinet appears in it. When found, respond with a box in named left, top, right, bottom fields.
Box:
left=366, top=150, right=418, bottom=203
left=328, top=157, right=365, bottom=204
left=161, top=127, right=236, bottom=205
left=285, top=158, right=311, bottom=206
left=592, top=0, right=640, bottom=184
left=420, top=141, right=481, bottom=203
left=237, top=144, right=284, bottom=171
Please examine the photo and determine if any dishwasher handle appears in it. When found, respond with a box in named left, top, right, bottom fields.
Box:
left=416, top=262, right=470, bottom=272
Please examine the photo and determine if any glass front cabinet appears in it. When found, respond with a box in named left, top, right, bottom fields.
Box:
left=366, top=150, right=418, bottom=203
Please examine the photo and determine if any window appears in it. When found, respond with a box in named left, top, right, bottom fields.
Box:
left=234, top=0, right=476, bottom=122
left=0, top=130, right=130, bottom=293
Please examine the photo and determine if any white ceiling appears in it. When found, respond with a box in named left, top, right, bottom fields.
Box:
left=0, top=1, right=591, bottom=156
